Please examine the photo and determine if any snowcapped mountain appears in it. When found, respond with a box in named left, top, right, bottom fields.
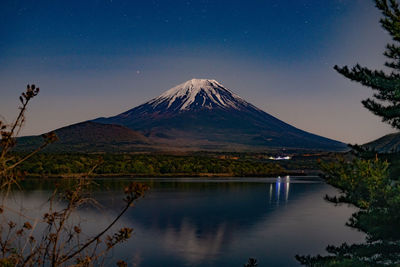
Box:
left=115, top=78, right=261, bottom=118
left=148, top=79, right=253, bottom=111
left=93, top=79, right=346, bottom=151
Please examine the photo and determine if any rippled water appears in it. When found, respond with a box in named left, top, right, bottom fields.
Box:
left=9, top=177, right=365, bottom=266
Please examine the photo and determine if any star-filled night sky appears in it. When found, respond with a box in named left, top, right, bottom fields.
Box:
left=0, top=0, right=396, bottom=143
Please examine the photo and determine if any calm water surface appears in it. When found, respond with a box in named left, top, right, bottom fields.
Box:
left=15, top=177, right=364, bottom=267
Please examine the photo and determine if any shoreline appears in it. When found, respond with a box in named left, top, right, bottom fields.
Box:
left=24, top=170, right=317, bottom=179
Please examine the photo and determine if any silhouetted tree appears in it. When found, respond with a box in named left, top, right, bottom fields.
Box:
left=244, top=258, right=258, bottom=267
left=297, top=1, right=400, bottom=266
left=335, top=0, right=400, bottom=130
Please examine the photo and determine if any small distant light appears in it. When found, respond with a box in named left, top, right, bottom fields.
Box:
left=136, top=70, right=141, bottom=74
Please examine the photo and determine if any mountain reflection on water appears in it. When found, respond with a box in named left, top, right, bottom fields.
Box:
left=13, top=177, right=365, bottom=267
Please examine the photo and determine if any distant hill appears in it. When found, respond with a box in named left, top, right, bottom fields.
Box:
left=363, top=132, right=400, bottom=153
left=16, top=121, right=152, bottom=152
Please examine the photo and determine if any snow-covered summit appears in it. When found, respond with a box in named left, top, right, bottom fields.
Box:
left=148, top=79, right=249, bottom=111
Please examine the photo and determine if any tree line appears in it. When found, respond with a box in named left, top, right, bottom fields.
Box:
left=14, top=153, right=286, bottom=177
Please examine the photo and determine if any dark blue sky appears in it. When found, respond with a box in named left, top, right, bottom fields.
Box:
left=0, top=0, right=395, bottom=143
left=2, top=1, right=354, bottom=68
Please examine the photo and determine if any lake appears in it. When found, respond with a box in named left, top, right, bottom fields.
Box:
left=10, top=176, right=365, bottom=266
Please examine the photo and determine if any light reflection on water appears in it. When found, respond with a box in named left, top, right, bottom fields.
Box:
left=7, top=177, right=364, bottom=267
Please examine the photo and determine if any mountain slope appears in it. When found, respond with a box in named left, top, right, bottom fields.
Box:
left=94, top=79, right=346, bottom=151
left=16, top=122, right=152, bottom=152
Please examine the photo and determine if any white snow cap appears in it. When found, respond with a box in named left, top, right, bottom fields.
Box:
left=149, top=78, right=247, bottom=110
